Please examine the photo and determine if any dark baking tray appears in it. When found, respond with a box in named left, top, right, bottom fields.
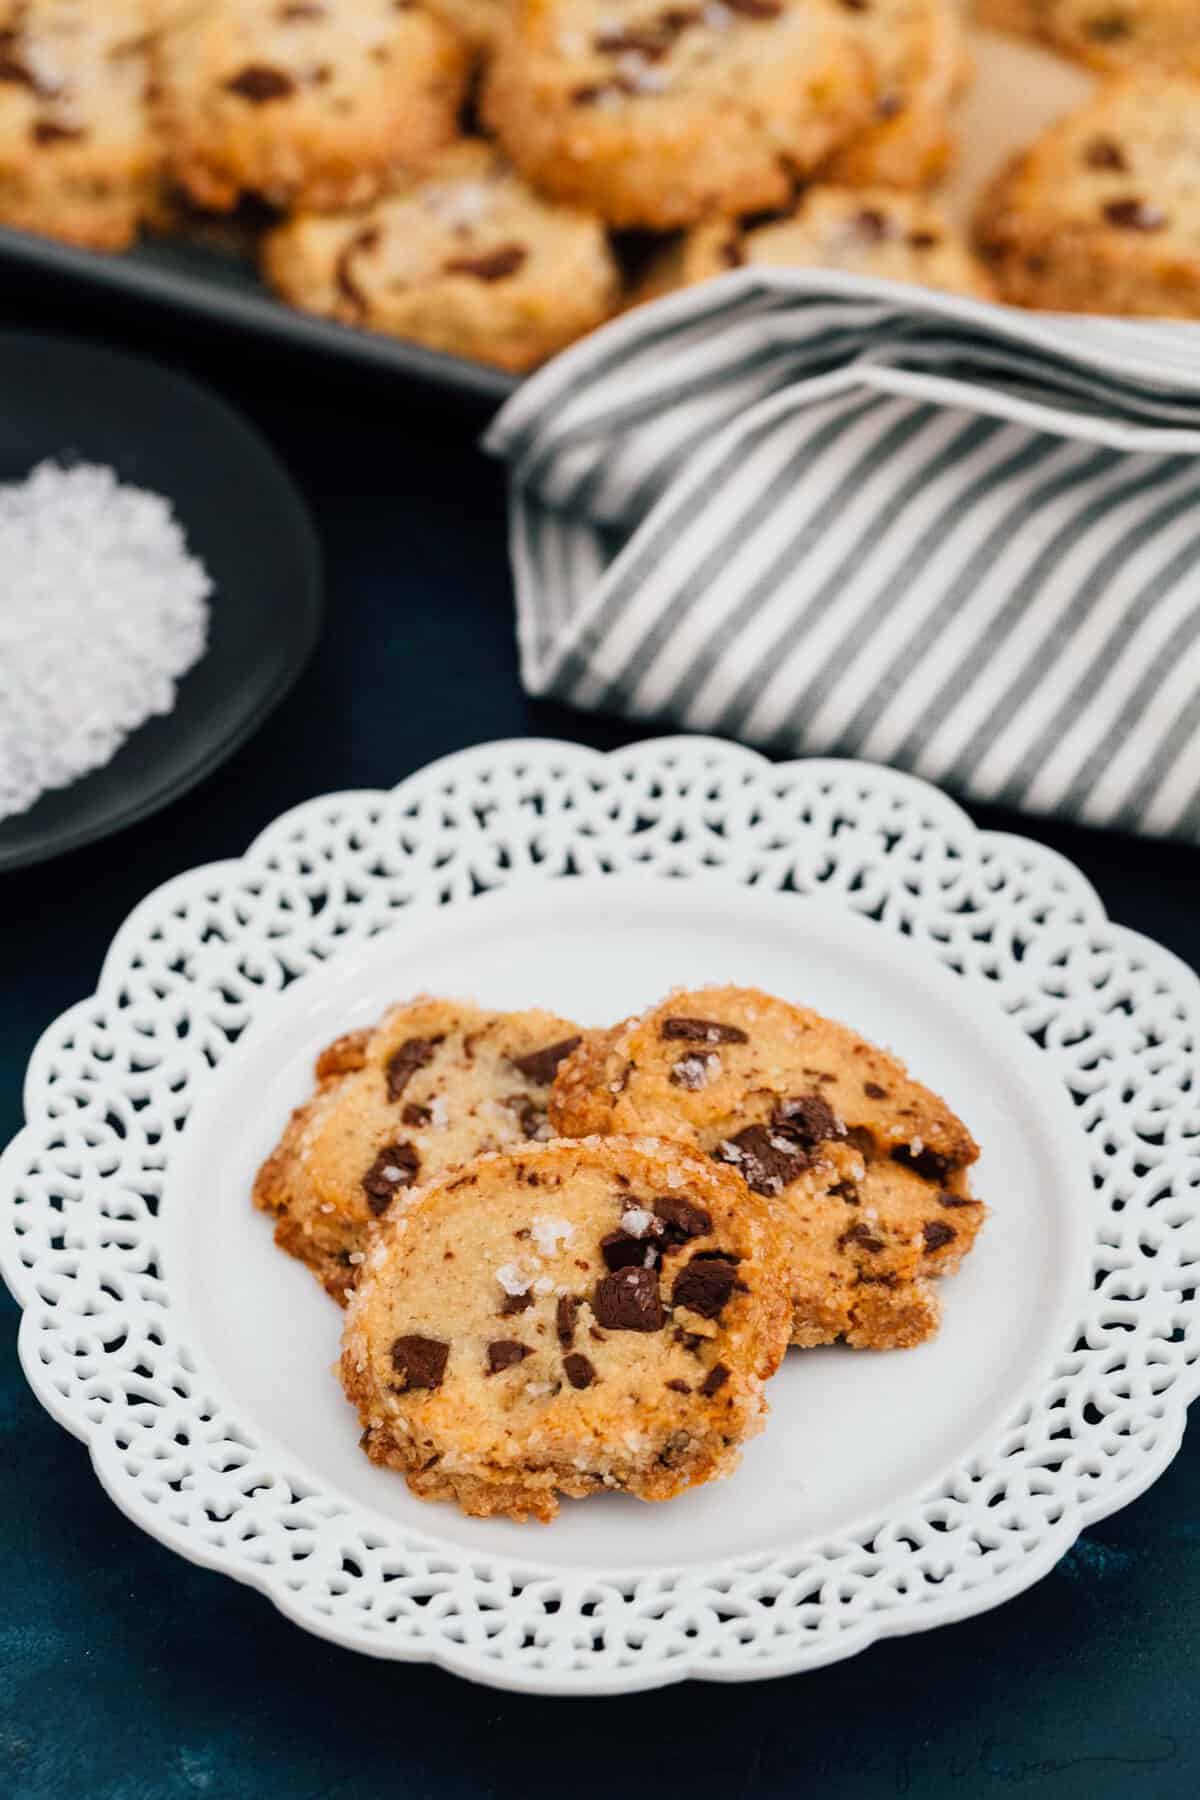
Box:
left=0, top=222, right=519, bottom=406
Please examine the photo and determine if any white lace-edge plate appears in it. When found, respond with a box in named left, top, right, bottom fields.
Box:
left=2, top=737, right=1197, bottom=1695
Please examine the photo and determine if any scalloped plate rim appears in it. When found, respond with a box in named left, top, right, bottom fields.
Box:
left=2, top=735, right=1198, bottom=1695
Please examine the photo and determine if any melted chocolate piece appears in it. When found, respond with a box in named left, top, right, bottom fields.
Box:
left=225, top=64, right=296, bottom=102
left=661, top=1016, right=749, bottom=1045
left=556, top=1294, right=579, bottom=1345
left=593, top=1266, right=664, bottom=1331
left=837, top=1220, right=884, bottom=1254
left=1103, top=197, right=1166, bottom=232
left=672, top=1255, right=743, bottom=1319
left=652, top=1197, right=713, bottom=1247
left=563, top=1352, right=596, bottom=1389
left=361, top=1141, right=420, bottom=1214
left=713, top=1123, right=807, bottom=1195
left=891, top=1142, right=955, bottom=1182
left=601, top=1230, right=658, bottom=1272
left=391, top=1335, right=448, bottom=1390
left=385, top=1034, right=442, bottom=1101
left=773, top=1093, right=845, bottom=1147
left=499, top=1289, right=534, bottom=1316
left=508, top=1036, right=582, bottom=1085
left=444, top=244, right=528, bottom=282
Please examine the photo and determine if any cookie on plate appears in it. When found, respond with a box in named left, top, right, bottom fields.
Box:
left=974, top=75, right=1200, bottom=316
left=341, top=1134, right=791, bottom=1520
left=821, top=0, right=968, bottom=190
left=0, top=0, right=161, bottom=250
left=550, top=986, right=985, bottom=1349
left=633, top=186, right=994, bottom=303
left=253, top=997, right=583, bottom=1303
left=1045, top=0, right=1200, bottom=74
left=156, top=0, right=468, bottom=211
left=262, top=138, right=620, bottom=372
left=482, top=0, right=875, bottom=229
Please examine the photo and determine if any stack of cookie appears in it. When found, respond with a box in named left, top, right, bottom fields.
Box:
left=255, top=985, right=986, bottom=1521
left=3, top=4, right=1194, bottom=372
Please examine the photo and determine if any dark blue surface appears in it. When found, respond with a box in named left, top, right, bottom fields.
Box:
left=1, top=276, right=1197, bottom=1800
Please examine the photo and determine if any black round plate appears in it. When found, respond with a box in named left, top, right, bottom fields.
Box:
left=0, top=332, right=322, bottom=872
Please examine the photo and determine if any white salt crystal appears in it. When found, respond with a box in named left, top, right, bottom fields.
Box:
left=620, top=1205, right=656, bottom=1238
left=0, top=462, right=211, bottom=820
left=496, top=1262, right=530, bottom=1296
left=423, top=180, right=494, bottom=231
left=531, top=1214, right=574, bottom=1256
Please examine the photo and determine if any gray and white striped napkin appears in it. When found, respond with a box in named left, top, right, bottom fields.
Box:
left=485, top=271, right=1200, bottom=841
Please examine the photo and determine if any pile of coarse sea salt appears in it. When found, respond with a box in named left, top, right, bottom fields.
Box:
left=0, top=461, right=212, bottom=822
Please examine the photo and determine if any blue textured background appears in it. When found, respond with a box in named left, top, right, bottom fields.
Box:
left=1, top=274, right=1196, bottom=1800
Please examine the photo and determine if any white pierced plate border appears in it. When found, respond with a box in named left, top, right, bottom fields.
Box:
left=2, top=736, right=1197, bottom=1695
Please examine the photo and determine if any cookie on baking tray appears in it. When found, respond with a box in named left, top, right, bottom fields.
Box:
left=261, top=138, right=620, bottom=371
left=1046, top=0, right=1200, bottom=74
left=340, top=1133, right=791, bottom=1520
left=156, top=0, right=468, bottom=211
left=974, top=75, right=1200, bottom=317
left=0, top=0, right=161, bottom=250
left=482, top=0, right=876, bottom=229
left=253, top=997, right=583, bottom=1303
left=970, top=0, right=1046, bottom=38
left=972, top=0, right=1200, bottom=75
left=633, top=184, right=995, bottom=302
left=550, top=986, right=985, bottom=1349
left=821, top=0, right=967, bottom=190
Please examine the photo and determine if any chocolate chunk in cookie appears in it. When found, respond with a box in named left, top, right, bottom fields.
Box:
left=391, top=1335, right=449, bottom=1390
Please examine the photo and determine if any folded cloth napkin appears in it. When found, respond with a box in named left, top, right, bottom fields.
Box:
left=485, top=271, right=1200, bottom=841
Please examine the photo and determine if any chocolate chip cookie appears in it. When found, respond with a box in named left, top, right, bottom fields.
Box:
left=341, top=1134, right=791, bottom=1520
left=971, top=0, right=1046, bottom=37
left=974, top=75, right=1200, bottom=316
left=550, top=986, right=985, bottom=1349
left=1046, top=0, right=1200, bottom=74
left=253, top=997, right=583, bottom=1302
left=634, top=185, right=994, bottom=303
left=822, top=0, right=967, bottom=189
left=482, top=0, right=875, bottom=229
left=0, top=0, right=161, bottom=250
left=261, top=138, right=620, bottom=371
left=156, top=0, right=468, bottom=211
